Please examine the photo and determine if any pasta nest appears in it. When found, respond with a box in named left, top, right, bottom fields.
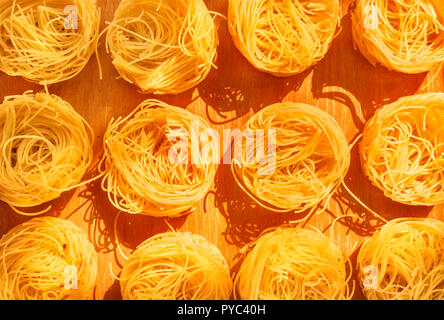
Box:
left=231, top=102, right=350, bottom=213
left=234, top=226, right=353, bottom=300
left=360, top=93, right=444, bottom=206
left=120, top=232, right=232, bottom=300
left=0, top=91, right=94, bottom=215
left=0, top=0, right=100, bottom=84
left=106, top=0, right=218, bottom=94
left=352, top=0, right=444, bottom=74
left=100, top=99, right=217, bottom=217
left=0, top=217, right=98, bottom=300
left=357, top=218, right=444, bottom=300
left=228, top=0, right=340, bottom=76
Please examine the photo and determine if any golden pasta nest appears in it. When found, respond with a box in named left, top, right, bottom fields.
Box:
left=0, top=91, right=94, bottom=215
left=360, top=93, right=444, bottom=206
left=100, top=99, right=217, bottom=217
left=357, top=218, right=444, bottom=300
left=0, top=217, right=98, bottom=300
left=352, top=0, right=444, bottom=74
left=234, top=226, right=353, bottom=300
left=228, top=0, right=340, bottom=76
left=0, top=0, right=100, bottom=84
left=231, top=102, right=350, bottom=213
left=106, top=0, right=218, bottom=94
left=120, top=232, right=232, bottom=300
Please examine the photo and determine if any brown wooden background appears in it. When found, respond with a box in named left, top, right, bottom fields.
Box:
left=0, top=0, right=443, bottom=300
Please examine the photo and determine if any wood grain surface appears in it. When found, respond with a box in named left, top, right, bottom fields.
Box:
left=0, top=0, right=443, bottom=300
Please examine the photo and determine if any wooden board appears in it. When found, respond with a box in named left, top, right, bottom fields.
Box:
left=0, top=0, right=443, bottom=300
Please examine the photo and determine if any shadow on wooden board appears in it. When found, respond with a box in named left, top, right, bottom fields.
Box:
left=103, top=279, right=122, bottom=300
left=198, top=17, right=312, bottom=125
left=212, top=146, right=309, bottom=248
left=78, top=179, right=188, bottom=255
left=0, top=188, right=77, bottom=237
left=311, top=11, right=427, bottom=129
left=328, top=136, right=432, bottom=238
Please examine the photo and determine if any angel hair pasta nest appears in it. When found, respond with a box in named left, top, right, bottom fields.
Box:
left=231, top=102, right=350, bottom=214
left=0, top=0, right=100, bottom=84
left=100, top=99, right=217, bottom=217
left=0, top=91, right=94, bottom=215
left=357, top=218, right=444, bottom=300
left=120, top=232, right=232, bottom=300
left=106, top=0, right=218, bottom=94
left=228, top=0, right=340, bottom=76
left=352, top=0, right=444, bottom=73
left=0, top=217, right=98, bottom=300
left=360, top=93, right=444, bottom=206
left=234, top=226, right=353, bottom=300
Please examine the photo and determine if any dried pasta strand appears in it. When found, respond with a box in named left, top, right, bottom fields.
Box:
left=352, top=0, right=444, bottom=74
left=357, top=218, right=444, bottom=300
left=0, top=91, right=95, bottom=215
left=231, top=102, right=350, bottom=214
left=120, top=232, right=232, bottom=300
left=360, top=93, right=444, bottom=206
left=0, top=217, right=98, bottom=300
left=234, top=226, right=354, bottom=300
left=228, top=0, right=340, bottom=76
left=100, top=99, right=217, bottom=217
left=105, top=0, right=218, bottom=94
left=0, top=0, right=101, bottom=85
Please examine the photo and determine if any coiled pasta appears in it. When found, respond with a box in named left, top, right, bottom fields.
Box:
left=106, top=0, right=218, bottom=94
left=120, top=232, right=232, bottom=300
left=357, top=218, right=444, bottom=300
left=100, top=99, right=217, bottom=217
left=0, top=217, right=98, bottom=300
left=228, top=0, right=340, bottom=76
left=0, top=91, right=94, bottom=215
left=234, top=226, right=353, bottom=300
left=352, top=0, right=444, bottom=73
left=0, top=0, right=101, bottom=84
left=231, top=102, right=350, bottom=213
left=360, top=93, right=444, bottom=206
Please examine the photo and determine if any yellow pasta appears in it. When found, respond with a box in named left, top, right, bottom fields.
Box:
left=228, top=0, right=340, bottom=76
left=360, top=93, right=444, bottom=206
left=0, top=217, right=98, bottom=300
left=100, top=99, right=217, bottom=217
left=357, top=218, right=444, bottom=300
left=0, top=91, right=94, bottom=215
left=105, top=0, right=218, bottom=94
left=352, top=0, right=444, bottom=74
left=120, top=232, right=232, bottom=300
left=0, top=0, right=100, bottom=85
left=231, top=102, right=350, bottom=214
left=234, top=226, right=353, bottom=300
